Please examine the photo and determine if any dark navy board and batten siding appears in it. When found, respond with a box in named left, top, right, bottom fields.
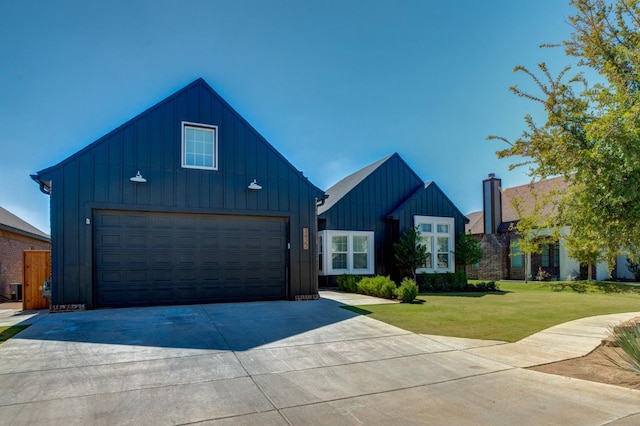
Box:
left=36, top=78, right=322, bottom=308
left=319, top=154, right=468, bottom=280
left=319, top=154, right=424, bottom=276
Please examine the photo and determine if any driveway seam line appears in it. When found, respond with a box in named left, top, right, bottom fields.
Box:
left=200, top=305, right=293, bottom=426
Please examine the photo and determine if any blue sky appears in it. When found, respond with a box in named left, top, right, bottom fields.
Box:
left=1, top=0, right=579, bottom=233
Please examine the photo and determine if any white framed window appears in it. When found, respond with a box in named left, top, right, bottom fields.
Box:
left=414, top=215, right=455, bottom=273
left=318, top=230, right=374, bottom=275
left=181, top=121, right=218, bottom=170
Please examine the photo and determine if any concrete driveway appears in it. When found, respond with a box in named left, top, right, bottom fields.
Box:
left=0, top=293, right=639, bottom=426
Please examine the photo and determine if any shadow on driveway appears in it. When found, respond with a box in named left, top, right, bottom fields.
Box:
left=8, top=298, right=368, bottom=351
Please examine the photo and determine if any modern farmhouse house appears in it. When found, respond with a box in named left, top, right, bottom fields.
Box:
left=317, top=154, right=468, bottom=285
left=32, top=78, right=324, bottom=308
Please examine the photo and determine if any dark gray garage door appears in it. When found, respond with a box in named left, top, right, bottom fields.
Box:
left=93, top=210, right=288, bottom=307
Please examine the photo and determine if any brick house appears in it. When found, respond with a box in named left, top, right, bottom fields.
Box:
left=465, top=174, right=623, bottom=281
left=0, top=206, right=50, bottom=301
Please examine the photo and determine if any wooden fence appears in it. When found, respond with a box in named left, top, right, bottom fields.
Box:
left=23, top=250, right=51, bottom=310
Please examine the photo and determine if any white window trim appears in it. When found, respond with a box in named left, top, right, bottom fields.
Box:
left=414, top=215, right=455, bottom=274
left=318, top=230, right=374, bottom=275
left=181, top=121, right=218, bottom=170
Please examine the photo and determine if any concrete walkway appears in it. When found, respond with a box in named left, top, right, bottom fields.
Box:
left=0, top=294, right=638, bottom=425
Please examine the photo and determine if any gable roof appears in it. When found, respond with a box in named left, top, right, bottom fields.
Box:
left=465, top=176, right=569, bottom=234
left=318, top=153, right=419, bottom=215
left=33, top=78, right=323, bottom=197
left=387, top=181, right=469, bottom=223
left=0, top=206, right=50, bottom=242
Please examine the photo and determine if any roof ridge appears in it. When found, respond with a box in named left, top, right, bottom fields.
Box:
left=318, top=154, right=395, bottom=214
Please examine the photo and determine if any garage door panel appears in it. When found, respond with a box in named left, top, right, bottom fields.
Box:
left=94, top=210, right=288, bottom=307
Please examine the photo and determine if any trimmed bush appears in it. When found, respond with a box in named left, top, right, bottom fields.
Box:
left=418, top=271, right=468, bottom=292
left=337, top=274, right=362, bottom=293
left=468, top=281, right=499, bottom=292
left=395, top=278, right=419, bottom=303
left=417, top=272, right=497, bottom=293
left=357, top=276, right=397, bottom=299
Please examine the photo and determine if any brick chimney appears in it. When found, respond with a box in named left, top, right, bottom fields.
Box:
left=483, top=173, right=502, bottom=234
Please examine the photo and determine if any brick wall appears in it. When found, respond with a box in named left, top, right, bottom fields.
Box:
left=466, top=233, right=509, bottom=281
left=0, top=229, right=50, bottom=300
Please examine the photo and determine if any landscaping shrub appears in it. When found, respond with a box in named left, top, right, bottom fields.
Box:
left=468, top=281, right=500, bottom=292
left=395, top=278, right=419, bottom=303
left=417, top=272, right=498, bottom=293
left=418, top=271, right=469, bottom=292
left=337, top=274, right=362, bottom=293
left=357, top=276, right=397, bottom=299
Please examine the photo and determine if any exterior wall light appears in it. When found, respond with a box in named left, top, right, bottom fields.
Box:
left=130, top=171, right=147, bottom=183
left=248, top=179, right=262, bottom=190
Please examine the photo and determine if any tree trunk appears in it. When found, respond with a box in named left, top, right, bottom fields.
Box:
left=587, top=262, right=593, bottom=281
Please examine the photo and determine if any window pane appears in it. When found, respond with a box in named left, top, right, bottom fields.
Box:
left=183, top=125, right=216, bottom=168
left=541, top=244, right=550, bottom=267
left=510, top=240, right=523, bottom=268
left=437, top=237, right=449, bottom=253
left=418, top=223, right=432, bottom=233
left=353, top=253, right=368, bottom=269
left=424, top=252, right=432, bottom=269
left=353, top=235, right=368, bottom=252
left=437, top=224, right=449, bottom=233
left=421, top=236, right=432, bottom=253
left=332, top=253, right=347, bottom=269
left=437, top=253, right=449, bottom=269
left=332, top=236, right=347, bottom=252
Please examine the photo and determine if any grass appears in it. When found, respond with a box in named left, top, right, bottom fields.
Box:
left=343, top=281, right=640, bottom=342
left=0, top=325, right=29, bottom=344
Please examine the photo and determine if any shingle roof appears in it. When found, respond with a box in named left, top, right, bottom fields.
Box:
left=318, top=154, right=393, bottom=215
left=465, top=176, right=569, bottom=234
left=465, top=210, right=484, bottom=234
left=387, top=181, right=469, bottom=223
left=0, top=206, right=50, bottom=242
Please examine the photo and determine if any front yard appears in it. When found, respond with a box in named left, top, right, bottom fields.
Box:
left=344, top=281, right=640, bottom=342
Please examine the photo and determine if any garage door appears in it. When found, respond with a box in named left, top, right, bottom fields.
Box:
left=93, top=210, right=288, bottom=307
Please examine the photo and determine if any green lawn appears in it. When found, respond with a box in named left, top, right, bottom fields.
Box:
left=344, top=281, right=640, bottom=342
left=0, top=325, right=29, bottom=344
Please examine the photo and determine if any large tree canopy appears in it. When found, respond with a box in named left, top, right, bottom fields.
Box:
left=490, top=0, right=640, bottom=270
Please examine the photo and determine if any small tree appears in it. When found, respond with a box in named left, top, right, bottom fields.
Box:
left=394, top=227, right=428, bottom=280
left=509, top=187, right=559, bottom=283
left=455, top=231, right=483, bottom=270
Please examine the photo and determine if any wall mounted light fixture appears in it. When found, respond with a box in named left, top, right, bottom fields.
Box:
left=130, top=171, right=147, bottom=183
left=248, top=179, right=262, bottom=190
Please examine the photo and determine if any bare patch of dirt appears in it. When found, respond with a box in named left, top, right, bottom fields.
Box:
left=530, top=345, right=640, bottom=390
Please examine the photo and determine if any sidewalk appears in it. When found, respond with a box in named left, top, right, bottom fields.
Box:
left=319, top=289, right=640, bottom=367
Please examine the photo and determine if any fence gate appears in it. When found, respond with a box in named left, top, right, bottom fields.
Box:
left=23, top=250, right=51, bottom=310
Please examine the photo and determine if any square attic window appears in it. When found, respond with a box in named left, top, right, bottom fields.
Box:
left=182, top=121, right=218, bottom=170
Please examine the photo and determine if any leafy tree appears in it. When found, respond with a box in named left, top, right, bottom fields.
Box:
left=489, top=0, right=640, bottom=274
left=455, top=231, right=483, bottom=269
left=508, top=188, right=558, bottom=283
left=394, top=227, right=428, bottom=280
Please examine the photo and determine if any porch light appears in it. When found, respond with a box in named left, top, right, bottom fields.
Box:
left=248, top=179, right=262, bottom=190
left=130, top=171, right=147, bottom=183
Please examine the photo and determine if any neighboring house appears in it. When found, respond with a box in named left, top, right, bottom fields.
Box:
left=317, top=153, right=468, bottom=285
left=0, top=206, right=50, bottom=301
left=31, top=78, right=324, bottom=309
left=466, top=174, right=624, bottom=281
